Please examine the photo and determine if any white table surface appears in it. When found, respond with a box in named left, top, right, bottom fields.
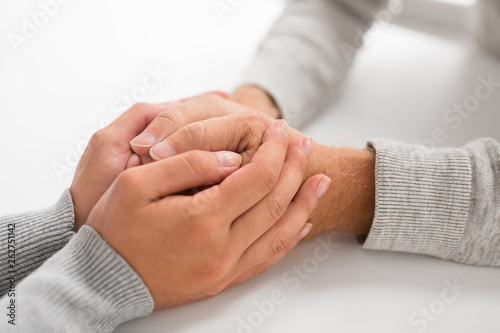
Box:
left=1, top=1, right=499, bottom=332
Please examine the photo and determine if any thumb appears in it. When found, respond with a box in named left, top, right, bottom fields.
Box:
left=132, top=150, right=243, bottom=200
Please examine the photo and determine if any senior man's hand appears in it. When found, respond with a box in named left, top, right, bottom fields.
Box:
left=130, top=94, right=303, bottom=166
left=88, top=119, right=330, bottom=310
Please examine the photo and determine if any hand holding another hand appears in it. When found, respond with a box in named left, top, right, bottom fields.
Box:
left=88, top=119, right=330, bottom=310
left=130, top=92, right=375, bottom=239
left=130, top=93, right=307, bottom=168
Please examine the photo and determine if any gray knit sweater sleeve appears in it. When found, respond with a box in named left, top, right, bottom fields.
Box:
left=241, top=0, right=500, bottom=128
left=0, top=190, right=75, bottom=297
left=0, top=226, right=154, bottom=332
left=364, top=138, right=500, bottom=266
left=241, top=0, right=389, bottom=128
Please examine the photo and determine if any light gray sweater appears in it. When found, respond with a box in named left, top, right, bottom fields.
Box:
left=0, top=191, right=153, bottom=332
left=1, top=1, right=499, bottom=332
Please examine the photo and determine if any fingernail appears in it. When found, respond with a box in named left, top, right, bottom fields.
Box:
left=271, top=119, right=288, bottom=135
left=297, top=223, right=313, bottom=241
left=303, top=137, right=313, bottom=156
left=150, top=139, right=176, bottom=160
left=130, top=131, right=157, bottom=147
left=216, top=151, right=242, bottom=168
left=316, top=176, right=331, bottom=198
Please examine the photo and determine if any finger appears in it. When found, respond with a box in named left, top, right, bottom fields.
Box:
left=130, top=93, right=240, bottom=157
left=186, top=119, right=289, bottom=223
left=149, top=115, right=239, bottom=161
left=149, top=111, right=272, bottom=161
left=232, top=175, right=331, bottom=277
left=230, top=136, right=312, bottom=248
left=140, top=155, right=155, bottom=165
left=106, top=103, right=170, bottom=146
left=128, top=150, right=243, bottom=200
left=125, top=153, right=141, bottom=169
left=226, top=223, right=313, bottom=289
left=140, top=92, right=228, bottom=162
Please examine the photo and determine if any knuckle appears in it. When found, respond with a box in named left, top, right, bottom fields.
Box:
left=241, top=110, right=259, bottom=121
left=240, top=151, right=255, bottom=166
left=203, top=265, right=229, bottom=297
left=267, top=193, right=289, bottom=222
left=157, top=108, right=183, bottom=128
left=292, top=149, right=309, bottom=174
left=184, top=150, right=206, bottom=169
left=178, top=201, right=200, bottom=225
left=184, top=122, right=205, bottom=146
left=297, top=158, right=309, bottom=177
left=203, top=258, right=229, bottom=285
left=241, top=112, right=266, bottom=132
left=191, top=186, right=220, bottom=213
left=302, top=197, right=317, bottom=215
left=89, top=129, right=106, bottom=147
left=178, top=151, right=208, bottom=178
left=238, top=113, right=256, bottom=133
left=205, top=278, right=228, bottom=297
left=255, top=262, right=272, bottom=277
left=116, top=169, right=140, bottom=192
left=269, top=231, right=290, bottom=257
left=130, top=102, right=148, bottom=113
left=259, top=165, right=279, bottom=193
left=242, top=110, right=264, bottom=120
left=296, top=191, right=318, bottom=216
left=178, top=196, right=220, bottom=234
left=238, top=111, right=272, bottom=151
left=179, top=201, right=203, bottom=226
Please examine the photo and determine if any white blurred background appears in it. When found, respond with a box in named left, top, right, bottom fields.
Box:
left=0, top=0, right=287, bottom=213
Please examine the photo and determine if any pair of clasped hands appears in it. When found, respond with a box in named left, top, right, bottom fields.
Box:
left=70, top=91, right=331, bottom=310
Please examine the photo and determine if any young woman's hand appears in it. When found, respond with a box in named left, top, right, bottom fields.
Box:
left=70, top=102, right=177, bottom=231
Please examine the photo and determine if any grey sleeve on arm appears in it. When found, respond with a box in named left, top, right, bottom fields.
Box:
left=364, top=138, right=500, bottom=266
left=0, top=226, right=154, bottom=333
left=241, top=0, right=390, bottom=128
left=0, top=190, right=75, bottom=297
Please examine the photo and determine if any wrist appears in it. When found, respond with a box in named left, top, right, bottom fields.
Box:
left=233, top=85, right=281, bottom=119
left=304, top=144, right=376, bottom=238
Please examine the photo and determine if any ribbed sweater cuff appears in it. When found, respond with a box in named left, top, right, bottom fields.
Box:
left=0, top=190, right=75, bottom=296
left=14, top=226, right=154, bottom=333
left=363, top=139, right=472, bottom=259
